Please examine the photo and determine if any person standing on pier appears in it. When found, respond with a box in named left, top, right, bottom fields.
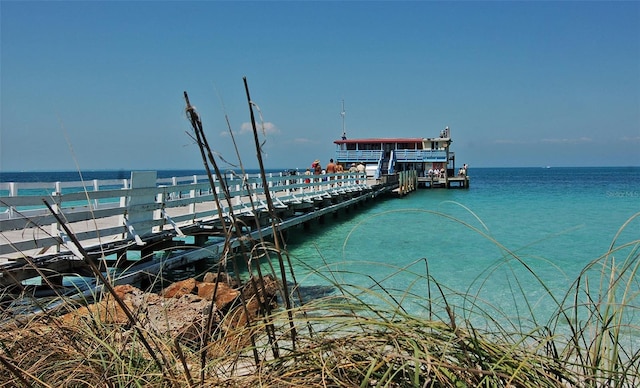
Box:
left=335, top=162, right=344, bottom=186
left=326, top=159, right=336, bottom=174
left=356, top=162, right=365, bottom=184
left=326, top=158, right=337, bottom=186
left=312, top=159, right=322, bottom=186
left=312, top=160, right=322, bottom=175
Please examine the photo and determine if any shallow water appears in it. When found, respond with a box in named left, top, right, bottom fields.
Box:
left=283, top=167, right=640, bottom=338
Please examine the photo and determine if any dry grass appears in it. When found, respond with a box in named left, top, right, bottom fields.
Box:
left=1, top=233, right=638, bottom=387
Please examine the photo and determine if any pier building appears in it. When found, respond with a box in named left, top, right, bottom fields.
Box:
left=333, top=126, right=469, bottom=189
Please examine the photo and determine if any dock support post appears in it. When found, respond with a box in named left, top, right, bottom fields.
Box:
left=47, top=274, right=64, bottom=288
left=194, top=234, right=209, bottom=247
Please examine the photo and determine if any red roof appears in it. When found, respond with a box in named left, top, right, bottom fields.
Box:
left=333, top=137, right=424, bottom=145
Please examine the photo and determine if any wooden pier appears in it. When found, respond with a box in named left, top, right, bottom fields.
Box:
left=417, top=175, right=470, bottom=189
left=0, top=171, right=400, bottom=292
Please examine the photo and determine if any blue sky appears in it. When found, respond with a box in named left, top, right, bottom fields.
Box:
left=1, top=1, right=638, bottom=172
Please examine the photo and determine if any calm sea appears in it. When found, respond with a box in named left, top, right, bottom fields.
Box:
left=3, top=167, right=639, bottom=337
left=284, top=166, right=639, bottom=337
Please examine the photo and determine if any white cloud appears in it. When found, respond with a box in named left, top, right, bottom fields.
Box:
left=491, top=137, right=597, bottom=145
left=292, top=138, right=313, bottom=144
left=620, top=135, right=640, bottom=143
left=218, top=121, right=280, bottom=137
left=492, top=139, right=528, bottom=145
left=239, top=121, right=280, bottom=135
left=540, top=137, right=593, bottom=144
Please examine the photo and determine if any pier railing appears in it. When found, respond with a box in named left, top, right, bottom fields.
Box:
left=393, top=149, right=447, bottom=162
left=0, top=171, right=367, bottom=257
left=334, top=150, right=384, bottom=162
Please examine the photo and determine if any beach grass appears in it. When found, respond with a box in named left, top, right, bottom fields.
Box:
left=0, top=211, right=638, bottom=387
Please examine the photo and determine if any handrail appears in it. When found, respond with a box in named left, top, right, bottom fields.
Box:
left=0, top=171, right=367, bottom=257
left=335, top=150, right=384, bottom=162
left=388, top=150, right=397, bottom=174
left=393, top=149, right=447, bottom=161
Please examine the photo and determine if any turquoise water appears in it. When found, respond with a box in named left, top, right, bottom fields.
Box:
left=284, top=167, right=640, bottom=335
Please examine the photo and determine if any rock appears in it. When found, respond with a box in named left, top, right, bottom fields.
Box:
left=197, top=281, right=240, bottom=309
left=241, top=274, right=280, bottom=304
left=53, top=273, right=281, bottom=349
left=58, top=284, right=145, bottom=326
left=143, top=293, right=213, bottom=345
left=112, top=284, right=141, bottom=300
left=60, top=295, right=135, bottom=326
left=161, top=277, right=198, bottom=298
left=203, top=271, right=239, bottom=288
left=3, top=272, right=290, bottom=363
left=226, top=275, right=281, bottom=329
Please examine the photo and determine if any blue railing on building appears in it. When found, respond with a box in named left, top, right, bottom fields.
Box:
left=335, top=150, right=384, bottom=162
left=393, top=149, right=447, bottom=162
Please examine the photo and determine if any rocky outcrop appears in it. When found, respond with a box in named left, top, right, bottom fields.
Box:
left=0, top=271, right=282, bottom=366
left=57, top=272, right=281, bottom=347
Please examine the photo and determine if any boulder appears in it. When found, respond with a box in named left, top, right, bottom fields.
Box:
left=203, top=271, right=239, bottom=288
left=60, top=284, right=143, bottom=326
left=55, top=274, right=281, bottom=348
left=161, top=277, right=198, bottom=298
left=143, top=293, right=213, bottom=344
left=197, top=281, right=240, bottom=309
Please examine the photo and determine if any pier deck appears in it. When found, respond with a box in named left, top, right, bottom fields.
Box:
left=1, top=171, right=402, bottom=291
left=417, top=175, right=470, bottom=189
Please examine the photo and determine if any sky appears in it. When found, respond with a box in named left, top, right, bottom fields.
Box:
left=1, top=1, right=639, bottom=172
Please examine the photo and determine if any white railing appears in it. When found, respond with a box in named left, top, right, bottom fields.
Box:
left=0, top=171, right=367, bottom=257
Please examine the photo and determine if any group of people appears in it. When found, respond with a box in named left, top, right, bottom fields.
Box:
left=458, top=163, right=468, bottom=177
left=427, top=167, right=446, bottom=179
left=426, top=163, right=468, bottom=179
left=303, top=159, right=364, bottom=184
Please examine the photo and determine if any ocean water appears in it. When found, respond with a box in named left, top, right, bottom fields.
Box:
left=283, top=167, right=640, bottom=336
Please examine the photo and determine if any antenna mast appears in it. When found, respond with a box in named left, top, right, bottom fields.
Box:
left=340, top=99, right=346, bottom=139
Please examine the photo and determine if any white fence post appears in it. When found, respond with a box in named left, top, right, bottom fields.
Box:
left=50, top=182, right=62, bottom=253
left=8, top=182, right=17, bottom=218
left=126, top=171, right=157, bottom=243
left=93, top=179, right=99, bottom=208
left=189, top=175, right=197, bottom=216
